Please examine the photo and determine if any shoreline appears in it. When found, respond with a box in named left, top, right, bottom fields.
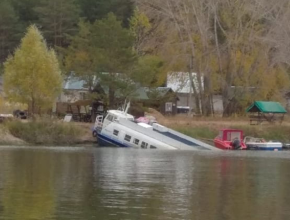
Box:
left=1, top=114, right=290, bottom=146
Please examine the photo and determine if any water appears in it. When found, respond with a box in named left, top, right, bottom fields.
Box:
left=0, top=147, right=290, bottom=220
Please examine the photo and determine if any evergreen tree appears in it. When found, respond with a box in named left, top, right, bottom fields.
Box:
left=34, top=0, right=80, bottom=48
left=4, top=25, right=63, bottom=115
left=10, top=0, right=39, bottom=25
left=91, top=13, right=136, bottom=106
left=64, top=20, right=97, bottom=90
left=0, top=0, right=22, bottom=63
left=77, top=0, right=134, bottom=27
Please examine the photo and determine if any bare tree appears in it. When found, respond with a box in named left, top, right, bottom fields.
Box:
left=136, top=0, right=290, bottom=116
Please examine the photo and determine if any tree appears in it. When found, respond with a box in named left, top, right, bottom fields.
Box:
left=4, top=25, right=63, bottom=115
left=90, top=13, right=136, bottom=107
left=77, top=0, right=134, bottom=27
left=64, top=20, right=96, bottom=90
left=0, top=0, right=22, bottom=63
left=34, top=0, right=80, bottom=48
left=136, top=0, right=290, bottom=116
left=10, top=0, right=39, bottom=26
left=129, top=8, right=166, bottom=88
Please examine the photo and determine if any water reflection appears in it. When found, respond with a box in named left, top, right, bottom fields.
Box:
left=0, top=147, right=290, bottom=220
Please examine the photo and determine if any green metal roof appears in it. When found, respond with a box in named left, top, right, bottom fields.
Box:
left=246, top=101, right=287, bottom=113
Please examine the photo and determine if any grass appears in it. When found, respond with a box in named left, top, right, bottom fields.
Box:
left=5, top=119, right=84, bottom=145
left=171, top=124, right=290, bottom=143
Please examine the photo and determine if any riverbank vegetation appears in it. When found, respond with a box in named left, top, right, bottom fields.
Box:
left=3, top=119, right=88, bottom=146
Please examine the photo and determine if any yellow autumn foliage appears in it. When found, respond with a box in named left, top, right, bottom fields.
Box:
left=3, top=25, right=62, bottom=114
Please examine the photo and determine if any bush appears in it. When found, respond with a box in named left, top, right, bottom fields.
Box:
left=5, top=119, right=84, bottom=145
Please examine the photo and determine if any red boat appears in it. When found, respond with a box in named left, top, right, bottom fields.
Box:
left=214, top=129, right=247, bottom=150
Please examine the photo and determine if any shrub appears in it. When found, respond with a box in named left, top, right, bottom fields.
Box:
left=5, top=119, right=84, bottom=145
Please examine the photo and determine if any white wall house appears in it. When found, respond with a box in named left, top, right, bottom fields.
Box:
left=166, top=72, right=223, bottom=114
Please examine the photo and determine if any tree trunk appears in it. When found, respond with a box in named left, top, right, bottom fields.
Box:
left=31, top=97, right=35, bottom=118
left=108, top=86, right=115, bottom=108
left=188, top=56, right=201, bottom=115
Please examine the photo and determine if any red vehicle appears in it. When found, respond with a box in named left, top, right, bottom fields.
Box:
left=214, top=129, right=247, bottom=150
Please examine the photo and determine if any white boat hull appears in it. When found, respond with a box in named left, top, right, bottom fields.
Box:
left=97, top=118, right=218, bottom=151
left=246, top=142, right=282, bottom=151
left=94, top=106, right=219, bottom=151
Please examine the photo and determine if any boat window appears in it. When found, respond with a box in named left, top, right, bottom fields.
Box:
left=107, top=114, right=114, bottom=122
left=113, top=130, right=119, bottom=136
left=141, top=142, right=148, bottom=149
left=228, top=132, right=241, bottom=141
left=124, top=135, right=131, bottom=142
left=133, top=139, right=139, bottom=145
left=150, top=145, right=157, bottom=149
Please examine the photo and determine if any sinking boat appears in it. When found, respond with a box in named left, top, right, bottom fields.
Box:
left=93, top=103, right=219, bottom=151
left=214, top=129, right=247, bottom=150
left=244, top=136, right=282, bottom=151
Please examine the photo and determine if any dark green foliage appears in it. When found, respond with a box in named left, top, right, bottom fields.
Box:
left=10, top=0, right=39, bottom=25
left=77, top=0, right=134, bottom=26
left=89, top=13, right=136, bottom=106
left=34, top=0, right=81, bottom=47
left=0, top=0, right=22, bottom=63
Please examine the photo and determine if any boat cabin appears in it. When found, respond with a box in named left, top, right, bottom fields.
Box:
left=214, top=129, right=247, bottom=150
left=103, top=110, right=134, bottom=125
left=218, top=129, right=244, bottom=142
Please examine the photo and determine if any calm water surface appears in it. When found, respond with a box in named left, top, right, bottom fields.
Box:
left=0, top=146, right=290, bottom=220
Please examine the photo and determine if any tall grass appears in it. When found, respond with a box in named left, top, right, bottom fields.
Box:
left=172, top=124, right=290, bottom=143
left=5, top=119, right=84, bottom=145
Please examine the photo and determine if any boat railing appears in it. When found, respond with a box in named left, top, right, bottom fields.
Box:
left=95, top=115, right=104, bottom=131
left=244, top=136, right=265, bottom=143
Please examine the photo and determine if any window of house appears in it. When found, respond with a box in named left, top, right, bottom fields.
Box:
left=141, top=142, right=148, bottom=149
left=133, top=139, right=140, bottom=145
left=165, top=102, right=173, bottom=112
left=113, top=130, right=119, bottom=136
left=124, top=135, right=131, bottom=142
left=150, top=145, right=157, bottom=149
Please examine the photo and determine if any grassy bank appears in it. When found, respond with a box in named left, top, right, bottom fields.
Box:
left=4, top=120, right=90, bottom=146
left=171, top=124, right=290, bottom=143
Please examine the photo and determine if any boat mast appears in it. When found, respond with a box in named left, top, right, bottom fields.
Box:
left=125, top=101, right=130, bottom=114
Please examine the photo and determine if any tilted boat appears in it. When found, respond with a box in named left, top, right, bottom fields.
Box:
left=244, top=136, right=282, bottom=151
left=93, top=103, right=219, bottom=151
left=214, top=129, right=247, bottom=150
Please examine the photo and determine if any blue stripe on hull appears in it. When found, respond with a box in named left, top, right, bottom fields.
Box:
left=247, top=146, right=282, bottom=151
left=258, top=147, right=282, bottom=151
left=97, top=133, right=129, bottom=148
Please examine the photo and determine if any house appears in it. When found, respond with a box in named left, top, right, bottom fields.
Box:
left=57, top=76, right=179, bottom=117
left=166, top=72, right=223, bottom=114
left=56, top=76, right=106, bottom=121
left=145, top=87, right=179, bottom=115
left=57, top=76, right=93, bottom=103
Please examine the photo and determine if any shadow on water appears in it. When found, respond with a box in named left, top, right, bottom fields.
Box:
left=0, top=146, right=290, bottom=220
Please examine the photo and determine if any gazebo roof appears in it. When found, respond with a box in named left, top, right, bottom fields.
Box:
left=246, top=101, right=287, bottom=113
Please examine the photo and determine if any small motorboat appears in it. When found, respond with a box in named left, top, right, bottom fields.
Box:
left=214, top=129, right=247, bottom=150
left=244, top=136, right=282, bottom=151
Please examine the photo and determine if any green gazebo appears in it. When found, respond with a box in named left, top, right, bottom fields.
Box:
left=246, top=101, right=287, bottom=125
